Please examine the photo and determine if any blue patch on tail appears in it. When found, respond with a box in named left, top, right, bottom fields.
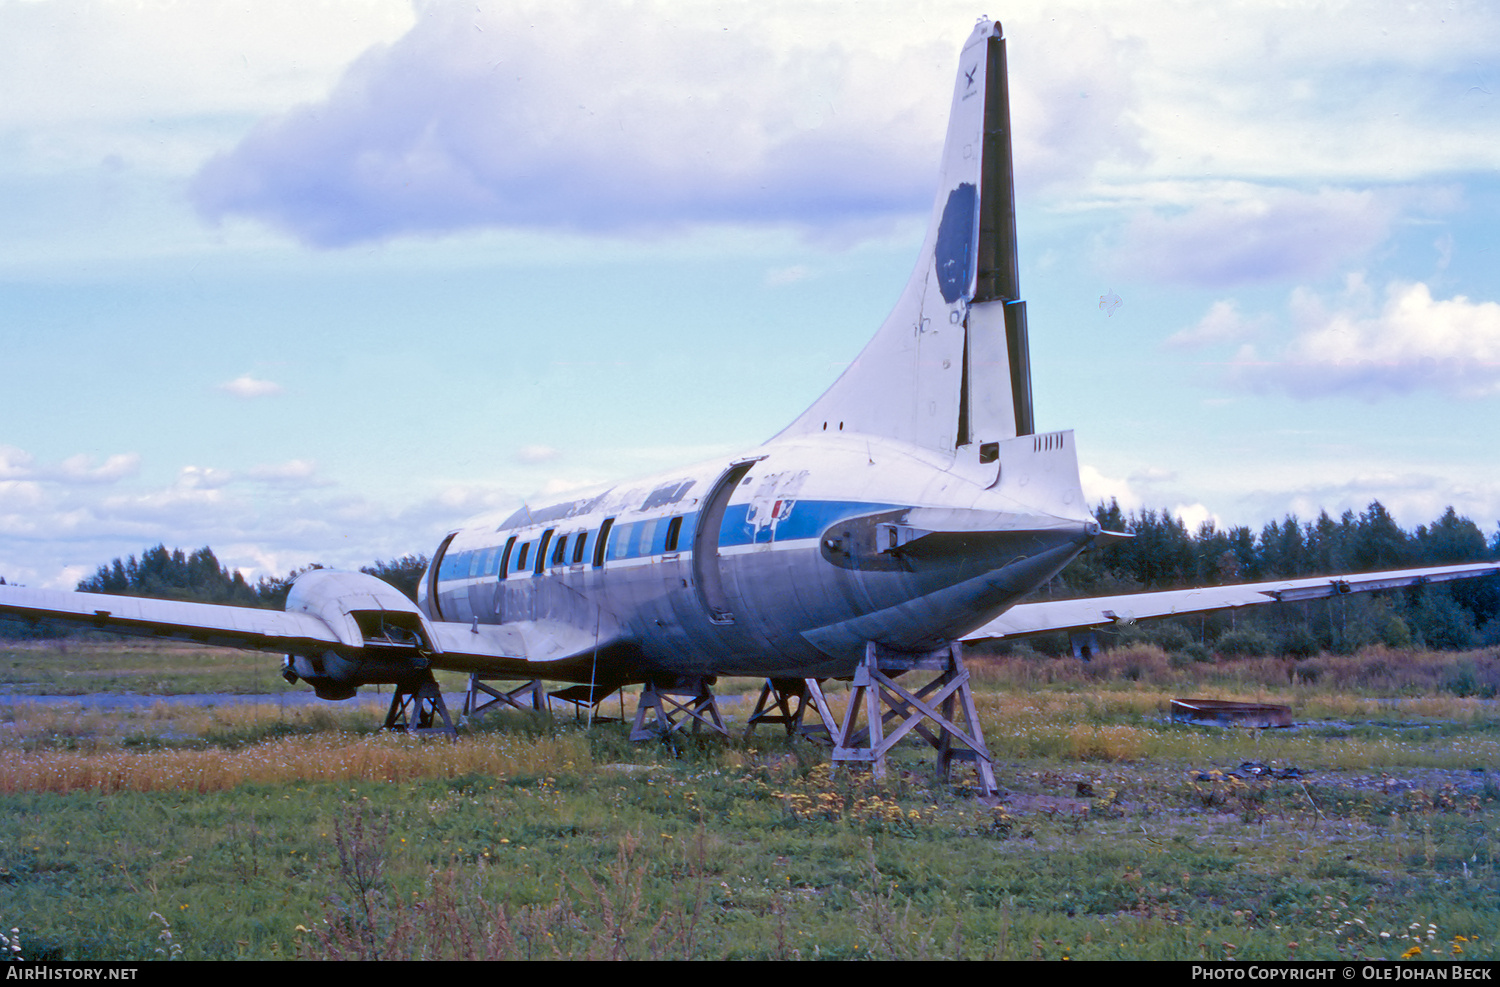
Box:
left=934, top=182, right=977, bottom=304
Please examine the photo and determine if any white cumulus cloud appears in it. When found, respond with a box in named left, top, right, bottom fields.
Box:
left=56, top=453, right=141, bottom=483
left=1166, top=299, right=1272, bottom=349
left=189, top=3, right=1153, bottom=247
left=0, top=446, right=140, bottom=484
left=1233, top=277, right=1500, bottom=399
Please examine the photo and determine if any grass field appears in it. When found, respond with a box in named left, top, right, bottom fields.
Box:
left=0, top=640, right=1495, bottom=961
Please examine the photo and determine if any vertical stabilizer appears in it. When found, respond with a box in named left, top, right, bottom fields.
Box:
left=777, top=20, right=1034, bottom=454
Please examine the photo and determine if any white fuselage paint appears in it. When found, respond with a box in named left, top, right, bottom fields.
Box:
left=419, top=429, right=1099, bottom=684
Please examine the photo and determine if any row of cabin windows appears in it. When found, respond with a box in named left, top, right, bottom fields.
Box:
left=518, top=515, right=685, bottom=573
left=445, top=512, right=691, bottom=584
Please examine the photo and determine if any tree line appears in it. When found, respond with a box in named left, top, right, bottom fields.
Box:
left=1062, top=500, right=1494, bottom=594
left=72, top=545, right=431, bottom=607
left=3, top=499, right=1498, bottom=656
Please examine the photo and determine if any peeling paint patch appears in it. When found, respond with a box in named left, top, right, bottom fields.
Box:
left=934, top=182, right=977, bottom=304
left=640, top=479, right=695, bottom=512
left=497, top=492, right=613, bottom=529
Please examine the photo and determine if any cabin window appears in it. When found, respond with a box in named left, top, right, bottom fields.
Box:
left=534, top=529, right=554, bottom=575
left=635, top=519, right=658, bottom=557
left=593, top=518, right=615, bottom=568
left=516, top=542, right=530, bottom=572
left=498, top=536, right=516, bottom=580
left=664, top=516, right=683, bottom=553
left=572, top=533, right=588, bottom=564
left=552, top=534, right=568, bottom=567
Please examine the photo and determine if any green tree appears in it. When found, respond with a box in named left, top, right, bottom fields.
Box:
left=81, top=544, right=262, bottom=607
left=1353, top=500, right=1408, bottom=571
left=1414, top=506, right=1487, bottom=564
left=360, top=555, right=430, bottom=604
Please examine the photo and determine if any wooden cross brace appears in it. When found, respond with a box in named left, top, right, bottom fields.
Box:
left=463, top=676, right=545, bottom=718
left=831, top=642, right=998, bottom=795
left=745, top=677, right=840, bottom=742
left=383, top=672, right=457, bottom=739
left=630, top=679, right=729, bottom=741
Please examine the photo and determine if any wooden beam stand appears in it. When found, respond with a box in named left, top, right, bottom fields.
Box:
left=463, top=675, right=545, bottom=719
left=831, top=641, right=998, bottom=795
left=744, top=677, right=839, bottom=743
left=630, top=677, right=729, bottom=741
left=382, top=672, right=457, bottom=738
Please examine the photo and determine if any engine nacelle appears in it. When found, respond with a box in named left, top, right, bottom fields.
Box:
left=279, top=569, right=440, bottom=700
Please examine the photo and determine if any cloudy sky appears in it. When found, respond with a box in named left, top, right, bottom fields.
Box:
left=3, top=0, right=1498, bottom=589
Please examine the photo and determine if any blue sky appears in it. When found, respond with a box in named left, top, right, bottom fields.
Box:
left=2, top=0, right=1499, bottom=589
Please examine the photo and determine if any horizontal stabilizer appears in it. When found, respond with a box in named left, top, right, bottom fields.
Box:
left=962, top=562, right=1500, bottom=641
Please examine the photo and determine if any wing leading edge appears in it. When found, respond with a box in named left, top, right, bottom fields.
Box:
left=0, top=575, right=593, bottom=661
left=0, top=583, right=342, bottom=654
left=961, top=562, right=1500, bottom=642
left=0, top=574, right=639, bottom=686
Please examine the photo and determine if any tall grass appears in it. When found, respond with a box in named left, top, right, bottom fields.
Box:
left=0, top=732, right=592, bottom=793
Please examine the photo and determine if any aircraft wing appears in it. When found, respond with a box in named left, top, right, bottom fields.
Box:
left=0, top=577, right=634, bottom=688
left=0, top=582, right=343, bottom=654
left=962, top=562, right=1500, bottom=642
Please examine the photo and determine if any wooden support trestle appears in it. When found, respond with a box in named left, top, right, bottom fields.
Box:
left=383, top=672, right=457, bottom=738
left=744, top=677, right=839, bottom=743
left=831, top=641, right=998, bottom=795
left=463, top=674, right=545, bottom=719
left=630, top=677, right=729, bottom=741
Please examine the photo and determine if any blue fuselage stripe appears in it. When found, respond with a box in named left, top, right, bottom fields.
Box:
left=436, top=499, right=897, bottom=584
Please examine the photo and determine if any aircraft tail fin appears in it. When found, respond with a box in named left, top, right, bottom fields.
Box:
left=777, top=20, right=1034, bottom=455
